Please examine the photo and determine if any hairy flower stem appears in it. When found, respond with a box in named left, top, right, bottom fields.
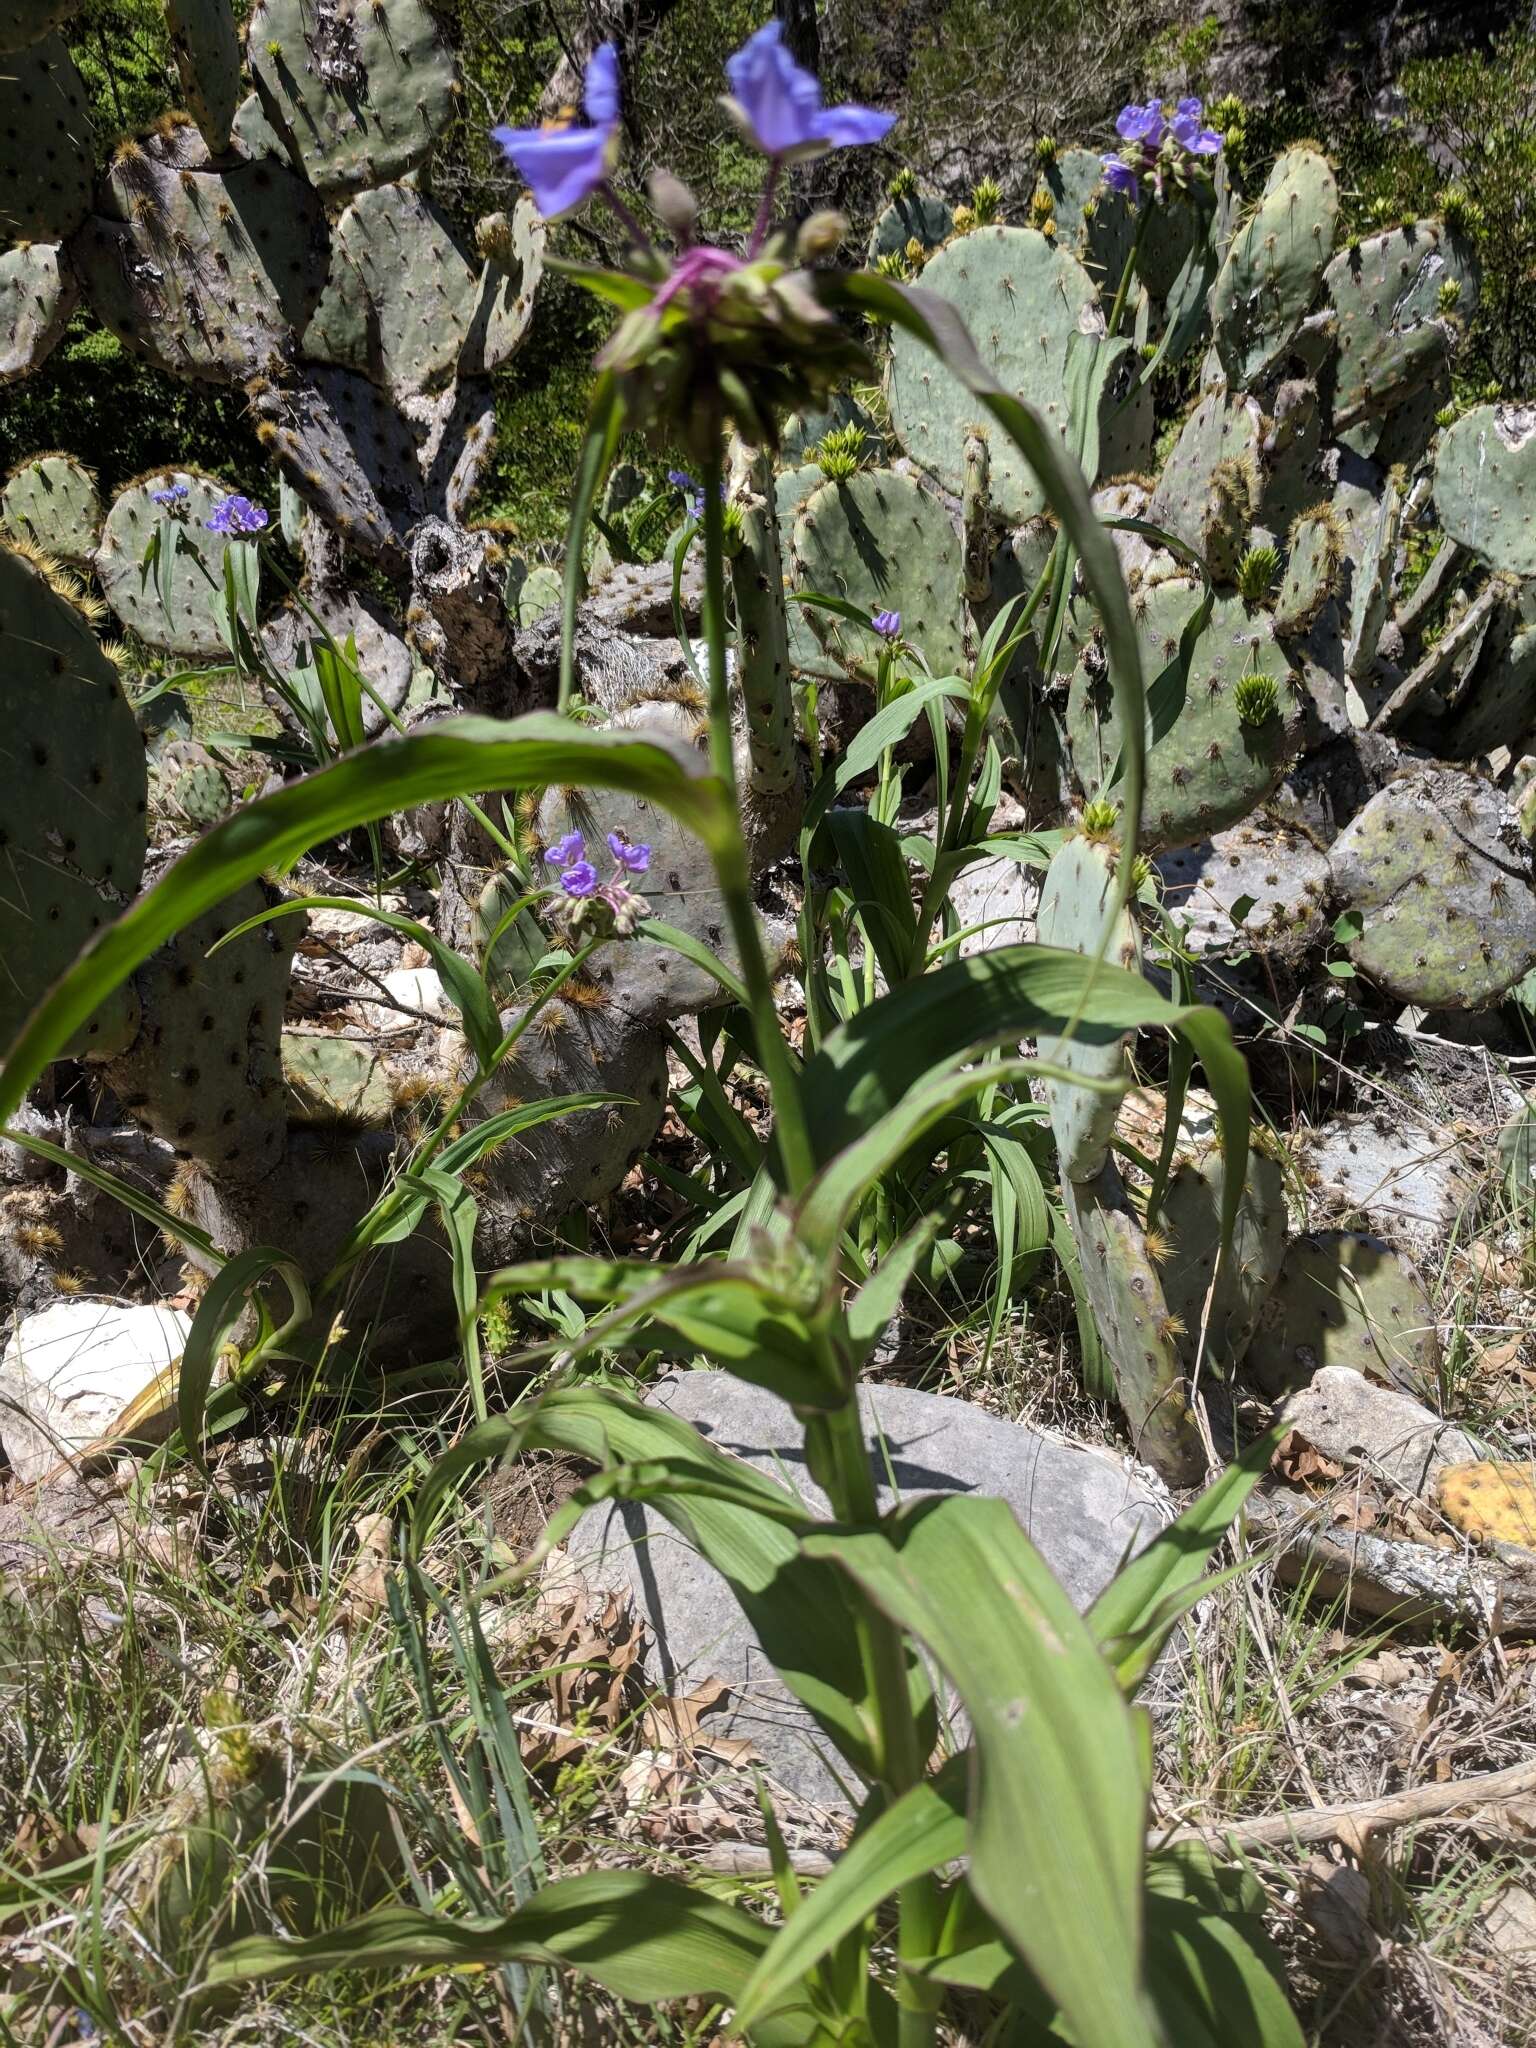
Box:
left=698, top=440, right=815, bottom=1194
left=600, top=180, right=656, bottom=257
left=747, top=158, right=782, bottom=257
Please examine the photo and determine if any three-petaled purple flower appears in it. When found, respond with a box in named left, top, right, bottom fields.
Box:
left=545, top=830, right=586, bottom=869
left=561, top=860, right=600, bottom=898
left=722, top=21, right=895, bottom=162
left=871, top=609, right=901, bottom=640
left=205, top=493, right=268, bottom=536
left=668, top=467, right=725, bottom=522
left=1101, top=93, right=1222, bottom=205
left=607, top=830, right=651, bottom=874
left=1171, top=96, right=1222, bottom=156
left=490, top=41, right=620, bottom=219
left=150, top=482, right=189, bottom=508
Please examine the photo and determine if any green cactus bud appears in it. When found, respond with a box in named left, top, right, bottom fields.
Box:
left=887, top=166, right=917, bottom=200
left=950, top=203, right=976, bottom=235
left=815, top=422, right=868, bottom=482
left=1235, top=544, right=1280, bottom=605
left=1028, top=188, right=1056, bottom=233
left=1080, top=799, right=1120, bottom=842
left=1234, top=672, right=1280, bottom=726
left=1034, top=134, right=1058, bottom=165
left=970, top=176, right=1002, bottom=225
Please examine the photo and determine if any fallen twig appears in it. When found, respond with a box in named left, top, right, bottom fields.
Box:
left=1160, top=1757, right=1536, bottom=1851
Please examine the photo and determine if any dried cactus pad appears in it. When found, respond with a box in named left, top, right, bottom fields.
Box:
left=888, top=224, right=1102, bottom=522
left=0, top=242, right=79, bottom=384
left=71, top=149, right=330, bottom=384
left=303, top=183, right=480, bottom=398
left=1155, top=818, right=1332, bottom=965
left=1, top=453, right=101, bottom=567
left=1330, top=768, right=1536, bottom=1010
left=1244, top=1230, right=1440, bottom=1400
left=243, top=0, right=459, bottom=198
left=97, top=471, right=252, bottom=658
left=0, top=34, right=93, bottom=243
left=0, top=544, right=146, bottom=1061
left=165, top=0, right=243, bottom=153
left=1434, top=404, right=1536, bottom=578
left=790, top=469, right=970, bottom=684
left=1437, top=1461, right=1536, bottom=1550
left=1035, top=833, right=1141, bottom=1183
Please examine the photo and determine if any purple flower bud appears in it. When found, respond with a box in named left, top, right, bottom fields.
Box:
left=607, top=831, right=651, bottom=874
left=205, top=492, right=268, bottom=535
left=545, top=829, right=585, bottom=868
left=1115, top=99, right=1165, bottom=148
left=560, top=860, right=599, bottom=898
left=723, top=21, right=894, bottom=163
left=490, top=42, right=620, bottom=219
left=871, top=608, right=901, bottom=640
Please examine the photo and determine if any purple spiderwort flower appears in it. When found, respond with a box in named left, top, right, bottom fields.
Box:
left=723, top=22, right=894, bottom=163
left=490, top=41, right=620, bottom=218
left=150, top=482, right=189, bottom=507
left=545, top=830, right=586, bottom=869
left=560, top=860, right=600, bottom=898
left=607, top=830, right=651, bottom=874
left=1171, top=96, right=1222, bottom=155
left=871, top=609, right=901, bottom=640
left=204, top=493, right=268, bottom=535
left=1116, top=99, right=1165, bottom=148
left=668, top=467, right=724, bottom=522
left=1101, top=157, right=1141, bottom=202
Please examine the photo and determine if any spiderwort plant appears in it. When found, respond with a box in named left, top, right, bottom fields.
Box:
left=1102, top=92, right=1225, bottom=205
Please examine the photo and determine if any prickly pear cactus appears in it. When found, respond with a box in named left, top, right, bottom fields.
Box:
left=70, top=132, right=330, bottom=383
left=1244, top=1230, right=1440, bottom=1399
left=0, top=543, right=146, bottom=1061
left=1066, top=582, right=1302, bottom=851
left=1329, top=769, right=1536, bottom=1009
left=1061, top=1162, right=1206, bottom=1484
left=1035, top=830, right=1141, bottom=1181
left=1209, top=146, right=1338, bottom=387
left=1343, top=472, right=1402, bottom=681
left=303, top=184, right=481, bottom=397
left=1324, top=221, right=1478, bottom=432
left=1155, top=818, right=1332, bottom=965
left=1437, top=1462, right=1536, bottom=1549
left=1448, top=622, right=1536, bottom=759
left=1033, top=146, right=1136, bottom=292
left=729, top=444, right=797, bottom=797
left=96, top=470, right=249, bottom=658
left=262, top=588, right=417, bottom=737
left=887, top=225, right=1101, bottom=522
left=868, top=190, right=953, bottom=266
left=790, top=469, right=970, bottom=684
left=241, top=0, right=459, bottom=198
left=1, top=453, right=101, bottom=567
left=1146, top=390, right=1264, bottom=576
left=1273, top=505, right=1342, bottom=637
left=0, top=0, right=79, bottom=52
left=1433, top=404, right=1536, bottom=578
left=1157, top=1139, right=1288, bottom=1373
left=0, top=34, right=93, bottom=243
left=0, top=243, right=79, bottom=383
left=282, top=1031, right=393, bottom=1128
left=165, top=0, right=243, bottom=154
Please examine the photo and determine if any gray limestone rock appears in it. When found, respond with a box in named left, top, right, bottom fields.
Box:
left=570, top=1371, right=1171, bottom=1808
left=1280, top=1366, right=1483, bottom=1499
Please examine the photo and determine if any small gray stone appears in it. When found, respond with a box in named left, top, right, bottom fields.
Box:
left=569, top=1372, right=1170, bottom=1809
left=1281, top=1366, right=1484, bottom=1498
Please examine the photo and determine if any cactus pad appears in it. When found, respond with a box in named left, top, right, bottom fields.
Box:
left=1209, top=146, right=1338, bottom=387
left=108, top=883, right=300, bottom=1179
left=303, top=183, right=480, bottom=397
left=1449, top=623, right=1536, bottom=759
left=71, top=147, right=330, bottom=383
left=165, top=0, right=242, bottom=153
left=0, top=242, right=79, bottom=384
left=97, top=470, right=252, bottom=657
left=888, top=225, right=1101, bottom=522
left=0, top=543, right=146, bottom=1061
left=1157, top=1139, right=1288, bottom=1373
left=1324, top=222, right=1478, bottom=429
left=1330, top=768, right=1536, bottom=1009
left=1433, top=404, right=1536, bottom=578
left=867, top=191, right=953, bottom=266
left=1035, top=146, right=1136, bottom=292
left=1, top=453, right=101, bottom=567
left=1147, top=390, right=1264, bottom=576
left=0, top=0, right=79, bottom=53
left=1245, top=1230, right=1440, bottom=1399
left=1060, top=1161, right=1205, bottom=1484
left=1156, top=818, right=1331, bottom=965
left=1035, top=832, right=1141, bottom=1181
left=0, top=34, right=93, bottom=243
left=460, top=199, right=544, bottom=376
left=790, top=469, right=970, bottom=684
left=1343, top=472, right=1402, bottom=681
left=1066, top=582, right=1302, bottom=851
left=1273, top=506, right=1341, bottom=637
left=243, top=0, right=459, bottom=199
left=262, top=588, right=415, bottom=737
left=282, top=1031, right=393, bottom=1127
left=1437, top=1461, right=1536, bottom=1549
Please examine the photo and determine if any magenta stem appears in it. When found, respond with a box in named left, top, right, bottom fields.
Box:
left=746, top=158, right=782, bottom=257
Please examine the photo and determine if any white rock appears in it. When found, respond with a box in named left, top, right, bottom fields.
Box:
left=0, top=1301, right=193, bottom=1485
left=1281, top=1366, right=1484, bottom=1498
left=948, top=854, right=1039, bottom=958
left=380, top=965, right=452, bottom=1020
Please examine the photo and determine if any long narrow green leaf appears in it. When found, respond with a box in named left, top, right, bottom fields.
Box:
left=176, top=1245, right=308, bottom=1466
left=807, top=1496, right=1157, bottom=2048
left=0, top=1128, right=223, bottom=1264
left=734, top=1757, right=969, bottom=2029
left=0, top=717, right=731, bottom=1131
left=205, top=1872, right=777, bottom=2004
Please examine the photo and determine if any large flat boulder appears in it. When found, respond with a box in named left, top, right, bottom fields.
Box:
left=569, top=1372, right=1170, bottom=1809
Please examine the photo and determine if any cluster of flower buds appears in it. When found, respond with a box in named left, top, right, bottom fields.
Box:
left=490, top=23, right=894, bottom=456
left=1101, top=96, right=1222, bottom=206
left=544, top=828, right=653, bottom=937
left=149, top=482, right=190, bottom=513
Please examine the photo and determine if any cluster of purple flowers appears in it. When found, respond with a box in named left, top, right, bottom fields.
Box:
left=491, top=22, right=892, bottom=224
left=1102, top=95, right=1222, bottom=206
left=205, top=493, right=269, bottom=536
left=149, top=481, right=189, bottom=510
left=871, top=609, right=901, bottom=641
left=545, top=827, right=651, bottom=903
left=666, top=468, right=728, bottom=522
